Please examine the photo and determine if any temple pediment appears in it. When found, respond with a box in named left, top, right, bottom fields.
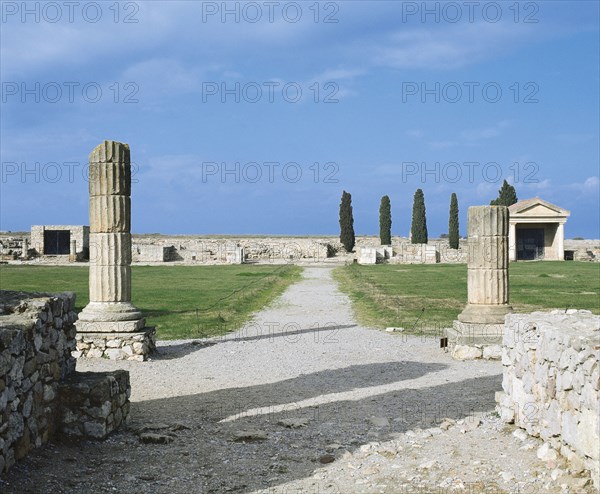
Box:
left=509, top=197, right=570, bottom=218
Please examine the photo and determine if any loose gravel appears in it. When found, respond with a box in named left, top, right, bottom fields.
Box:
left=1, top=267, right=596, bottom=493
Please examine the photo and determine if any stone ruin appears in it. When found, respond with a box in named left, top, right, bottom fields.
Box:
left=496, top=310, right=600, bottom=488
left=29, top=225, right=90, bottom=261
left=75, top=141, right=156, bottom=361
left=0, top=290, right=131, bottom=474
left=447, top=206, right=511, bottom=359
left=357, top=246, right=393, bottom=264
left=357, top=242, right=464, bottom=265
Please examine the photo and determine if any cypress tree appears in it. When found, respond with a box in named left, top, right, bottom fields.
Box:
left=379, top=195, right=392, bottom=245
left=448, top=193, right=459, bottom=249
left=410, top=188, right=428, bottom=244
left=490, top=180, right=518, bottom=206
left=339, top=190, right=355, bottom=252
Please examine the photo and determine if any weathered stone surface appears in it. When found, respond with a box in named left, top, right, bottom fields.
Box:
left=497, top=310, right=600, bottom=489
left=78, top=141, right=152, bottom=356
left=277, top=418, right=309, bottom=429
left=88, top=162, right=131, bottom=197
left=74, top=329, right=156, bottom=361
left=232, top=429, right=268, bottom=442
left=452, top=345, right=483, bottom=360
left=88, top=233, right=132, bottom=266
left=59, top=370, right=130, bottom=440
left=449, top=206, right=512, bottom=359
left=459, top=206, right=512, bottom=321
left=139, top=432, right=174, bottom=444
left=0, top=291, right=75, bottom=473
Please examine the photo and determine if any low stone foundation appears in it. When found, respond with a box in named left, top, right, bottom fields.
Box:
left=446, top=321, right=503, bottom=360
left=74, top=328, right=156, bottom=361
left=59, top=370, right=130, bottom=439
left=496, top=310, right=600, bottom=488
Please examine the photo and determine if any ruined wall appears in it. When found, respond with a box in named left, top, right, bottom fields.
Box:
left=131, top=244, right=174, bottom=263
left=0, top=291, right=131, bottom=474
left=3, top=233, right=598, bottom=264
left=564, top=239, right=600, bottom=262
left=0, top=291, right=77, bottom=473
left=131, top=235, right=468, bottom=264
left=132, top=236, right=334, bottom=263
left=0, top=235, right=27, bottom=260
left=496, top=310, right=600, bottom=488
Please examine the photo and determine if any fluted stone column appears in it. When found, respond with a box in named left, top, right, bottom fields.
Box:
left=448, top=206, right=512, bottom=359
left=77, top=140, right=144, bottom=332
left=458, top=206, right=511, bottom=324
left=21, top=238, right=28, bottom=259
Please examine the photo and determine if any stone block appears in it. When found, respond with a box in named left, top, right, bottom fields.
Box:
left=451, top=345, right=482, bottom=360
left=88, top=233, right=132, bottom=266
left=88, top=162, right=131, bottom=197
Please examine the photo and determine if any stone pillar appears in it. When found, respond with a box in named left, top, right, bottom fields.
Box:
left=509, top=221, right=516, bottom=261
left=557, top=223, right=565, bottom=260
left=76, top=141, right=155, bottom=361
left=447, top=206, right=512, bottom=360
left=69, top=239, right=77, bottom=262
left=21, top=238, right=28, bottom=259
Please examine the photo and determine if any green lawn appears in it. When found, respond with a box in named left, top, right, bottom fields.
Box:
left=0, top=264, right=302, bottom=340
left=333, top=262, right=600, bottom=332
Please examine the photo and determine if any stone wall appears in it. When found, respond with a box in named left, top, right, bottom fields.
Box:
left=564, top=239, right=600, bottom=262
left=74, top=330, right=156, bottom=361
left=132, top=236, right=334, bottom=264
left=0, top=291, right=77, bottom=473
left=496, top=310, right=600, bottom=487
left=4, top=233, right=598, bottom=264
left=0, top=290, right=131, bottom=474
left=59, top=370, right=130, bottom=439
left=357, top=246, right=393, bottom=264
left=131, top=244, right=175, bottom=263
left=0, top=235, right=26, bottom=260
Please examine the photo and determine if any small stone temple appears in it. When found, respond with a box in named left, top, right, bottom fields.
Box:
left=508, top=197, right=570, bottom=261
left=30, top=225, right=89, bottom=260
left=75, top=140, right=155, bottom=360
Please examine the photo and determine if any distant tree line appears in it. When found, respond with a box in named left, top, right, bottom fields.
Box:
left=338, top=183, right=518, bottom=252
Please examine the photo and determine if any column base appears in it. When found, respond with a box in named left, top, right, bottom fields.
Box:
left=76, top=319, right=146, bottom=333
left=446, top=320, right=503, bottom=360
left=457, top=303, right=512, bottom=325
left=78, top=301, right=143, bottom=324
left=74, top=327, right=156, bottom=361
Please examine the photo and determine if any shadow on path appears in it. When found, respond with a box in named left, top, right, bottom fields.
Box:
left=153, top=324, right=359, bottom=360
left=3, top=361, right=502, bottom=494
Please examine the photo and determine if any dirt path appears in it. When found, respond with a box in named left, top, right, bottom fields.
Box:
left=1, top=267, right=595, bottom=493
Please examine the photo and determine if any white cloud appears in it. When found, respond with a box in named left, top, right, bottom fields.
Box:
left=476, top=182, right=495, bottom=199
left=406, top=129, right=423, bottom=139
left=460, top=121, right=510, bottom=143
left=369, top=22, right=540, bottom=70
left=427, top=140, right=457, bottom=149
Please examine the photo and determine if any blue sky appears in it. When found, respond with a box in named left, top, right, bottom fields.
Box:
left=1, top=0, right=599, bottom=237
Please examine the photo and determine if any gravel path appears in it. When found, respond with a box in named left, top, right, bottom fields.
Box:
left=1, top=267, right=596, bottom=493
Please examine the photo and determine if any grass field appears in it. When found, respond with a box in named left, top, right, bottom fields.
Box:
left=0, top=264, right=302, bottom=340
left=333, top=262, right=600, bottom=332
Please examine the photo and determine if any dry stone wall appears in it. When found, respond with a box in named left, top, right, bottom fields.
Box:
left=496, top=310, right=600, bottom=488
left=59, top=370, right=130, bottom=439
left=0, top=290, right=131, bottom=474
left=0, top=291, right=77, bottom=473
